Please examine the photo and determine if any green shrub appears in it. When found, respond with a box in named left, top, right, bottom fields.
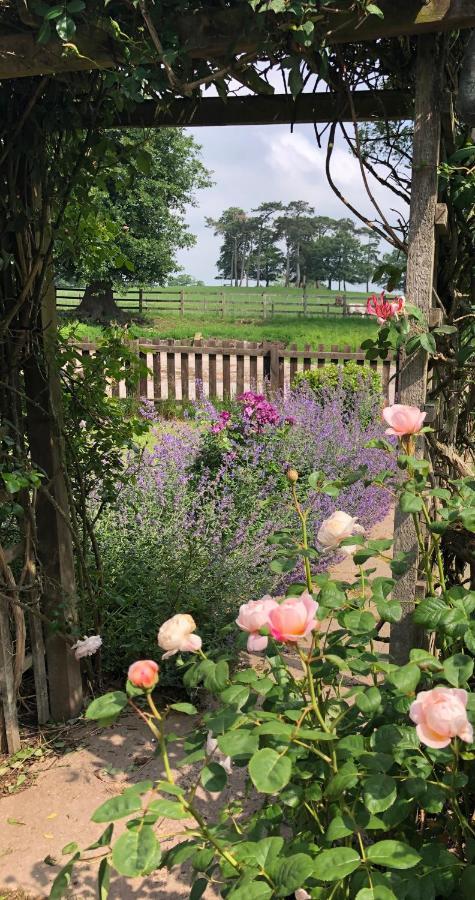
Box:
left=293, top=360, right=382, bottom=426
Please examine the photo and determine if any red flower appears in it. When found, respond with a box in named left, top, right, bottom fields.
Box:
left=366, top=292, right=405, bottom=324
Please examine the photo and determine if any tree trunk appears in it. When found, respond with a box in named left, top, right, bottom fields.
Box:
left=75, top=280, right=125, bottom=323
left=295, top=242, right=300, bottom=286
left=285, top=244, right=290, bottom=287
left=256, top=235, right=261, bottom=288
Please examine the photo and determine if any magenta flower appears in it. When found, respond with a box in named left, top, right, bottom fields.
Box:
left=366, top=291, right=405, bottom=324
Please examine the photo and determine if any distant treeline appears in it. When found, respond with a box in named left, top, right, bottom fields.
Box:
left=206, top=202, right=405, bottom=291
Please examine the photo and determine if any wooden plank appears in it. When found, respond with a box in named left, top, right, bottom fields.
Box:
left=3, top=3, right=475, bottom=81
left=390, top=34, right=442, bottom=665
left=303, top=344, right=312, bottom=372
left=221, top=341, right=230, bottom=399
left=29, top=609, right=50, bottom=726
left=153, top=350, right=161, bottom=400
left=181, top=352, right=189, bottom=400
left=139, top=351, right=147, bottom=398
left=167, top=346, right=176, bottom=399
left=289, top=343, right=298, bottom=384
left=116, top=90, right=414, bottom=129
left=209, top=341, right=218, bottom=398
left=236, top=354, right=245, bottom=396
left=0, top=597, right=21, bottom=753
left=250, top=344, right=258, bottom=389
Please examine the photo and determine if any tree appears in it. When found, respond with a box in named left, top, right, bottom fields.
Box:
left=374, top=249, right=407, bottom=291
left=56, top=129, right=211, bottom=320
left=357, top=227, right=381, bottom=291
left=207, top=208, right=252, bottom=286
left=275, top=201, right=316, bottom=286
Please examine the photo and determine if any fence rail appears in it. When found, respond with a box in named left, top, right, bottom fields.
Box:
left=57, top=287, right=371, bottom=319
left=76, top=339, right=396, bottom=404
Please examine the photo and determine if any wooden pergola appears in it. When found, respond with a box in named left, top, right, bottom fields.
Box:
left=0, top=0, right=474, bottom=751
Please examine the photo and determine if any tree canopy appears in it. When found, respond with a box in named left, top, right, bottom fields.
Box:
left=56, top=128, right=211, bottom=289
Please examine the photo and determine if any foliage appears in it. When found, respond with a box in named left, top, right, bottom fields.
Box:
left=87, top=383, right=393, bottom=684
left=207, top=205, right=386, bottom=289
left=293, top=361, right=382, bottom=426
left=56, top=129, right=211, bottom=288
left=56, top=415, right=475, bottom=898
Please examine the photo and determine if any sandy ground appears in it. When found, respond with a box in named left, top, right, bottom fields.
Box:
left=0, top=511, right=394, bottom=899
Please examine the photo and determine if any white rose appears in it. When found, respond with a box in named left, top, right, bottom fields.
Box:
left=317, top=511, right=364, bottom=555
left=72, top=635, right=102, bottom=660
left=157, top=613, right=202, bottom=659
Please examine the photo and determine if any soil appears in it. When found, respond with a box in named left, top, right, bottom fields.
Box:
left=0, top=511, right=394, bottom=899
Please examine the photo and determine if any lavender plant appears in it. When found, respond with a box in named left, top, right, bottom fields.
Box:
left=90, top=383, right=394, bottom=681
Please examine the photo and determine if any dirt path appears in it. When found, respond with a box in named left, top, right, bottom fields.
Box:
left=0, top=511, right=394, bottom=899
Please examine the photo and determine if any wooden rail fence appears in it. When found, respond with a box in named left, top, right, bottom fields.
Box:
left=77, top=339, right=396, bottom=403
left=57, top=287, right=372, bottom=319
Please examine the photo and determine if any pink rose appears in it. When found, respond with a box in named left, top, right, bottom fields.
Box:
left=158, top=614, right=202, bottom=659
left=409, top=686, right=473, bottom=749
left=128, top=659, right=159, bottom=690
left=269, top=592, right=319, bottom=643
left=236, top=595, right=278, bottom=651
left=382, top=404, right=426, bottom=436
left=72, top=635, right=102, bottom=660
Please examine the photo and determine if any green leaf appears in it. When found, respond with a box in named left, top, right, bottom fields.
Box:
left=248, top=748, right=291, bottom=794
left=413, top=596, right=447, bottom=628
left=85, top=691, right=127, bottom=723
left=313, top=847, right=361, bottom=882
left=387, top=663, right=421, bottom=693
left=91, top=787, right=142, bottom=823
left=355, top=687, right=381, bottom=714
left=169, top=702, right=198, bottom=715
left=366, top=840, right=421, bottom=869
left=163, top=840, right=197, bottom=868
left=85, top=823, right=114, bottom=851
left=62, top=842, right=79, bottom=855
left=268, top=853, right=314, bottom=897
left=44, top=4, right=65, bottom=19
left=443, top=653, right=474, bottom=687
left=325, top=765, right=358, bottom=799
left=356, top=888, right=397, bottom=900
left=49, top=855, right=80, bottom=899
left=288, top=66, right=303, bottom=98
left=366, top=3, right=385, bottom=17
left=111, top=825, right=161, bottom=876
left=148, top=799, right=188, bottom=820
left=400, top=492, right=423, bottom=513
left=228, top=882, right=272, bottom=900
left=56, top=13, right=76, bottom=40
left=461, top=865, right=475, bottom=899
left=200, top=762, right=227, bottom=792
left=343, top=610, right=376, bottom=633
left=419, top=332, right=437, bottom=354
left=270, top=556, right=296, bottom=574
left=98, top=857, right=110, bottom=900
left=363, top=775, right=397, bottom=813
left=219, top=684, right=250, bottom=709
left=325, top=815, right=354, bottom=841
left=461, top=509, right=475, bottom=532
left=218, top=730, right=259, bottom=757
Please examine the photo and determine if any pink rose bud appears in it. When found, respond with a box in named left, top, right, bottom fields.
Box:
left=382, top=404, right=426, bottom=437
left=158, top=613, right=202, bottom=659
left=317, top=510, right=364, bottom=555
left=409, top=686, right=473, bottom=749
left=236, top=596, right=279, bottom=652
left=128, top=659, right=159, bottom=690
left=268, top=592, right=319, bottom=644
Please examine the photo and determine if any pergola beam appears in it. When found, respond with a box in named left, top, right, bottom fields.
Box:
left=1, top=1, right=475, bottom=80
left=111, top=90, right=413, bottom=129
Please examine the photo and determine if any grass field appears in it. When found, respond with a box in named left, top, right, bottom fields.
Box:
left=59, top=284, right=378, bottom=351
left=64, top=314, right=377, bottom=351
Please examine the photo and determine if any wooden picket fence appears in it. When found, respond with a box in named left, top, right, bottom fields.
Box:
left=77, top=339, right=397, bottom=403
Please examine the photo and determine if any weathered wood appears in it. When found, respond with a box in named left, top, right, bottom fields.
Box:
left=0, top=596, right=20, bottom=753
left=113, top=91, right=413, bottom=129
left=1, top=2, right=475, bottom=80
left=435, top=202, right=449, bottom=235
left=29, top=609, right=50, bottom=725
left=390, top=35, right=442, bottom=665
left=24, top=276, right=83, bottom=720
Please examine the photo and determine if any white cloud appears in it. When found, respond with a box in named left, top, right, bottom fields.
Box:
left=175, top=124, right=406, bottom=283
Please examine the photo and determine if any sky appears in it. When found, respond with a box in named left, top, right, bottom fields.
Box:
left=175, top=122, right=406, bottom=286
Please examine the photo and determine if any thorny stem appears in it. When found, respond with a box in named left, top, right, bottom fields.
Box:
left=291, top=481, right=313, bottom=593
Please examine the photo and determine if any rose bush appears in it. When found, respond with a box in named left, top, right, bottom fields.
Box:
left=53, top=396, right=475, bottom=899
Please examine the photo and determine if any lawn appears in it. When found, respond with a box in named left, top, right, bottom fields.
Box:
left=64, top=314, right=378, bottom=351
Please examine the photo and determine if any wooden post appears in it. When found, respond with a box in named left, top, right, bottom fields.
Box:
left=24, top=274, right=83, bottom=720
left=179, top=290, right=185, bottom=317
left=390, top=34, right=442, bottom=664
left=138, top=287, right=143, bottom=313
left=0, top=598, right=21, bottom=752
left=220, top=291, right=225, bottom=318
